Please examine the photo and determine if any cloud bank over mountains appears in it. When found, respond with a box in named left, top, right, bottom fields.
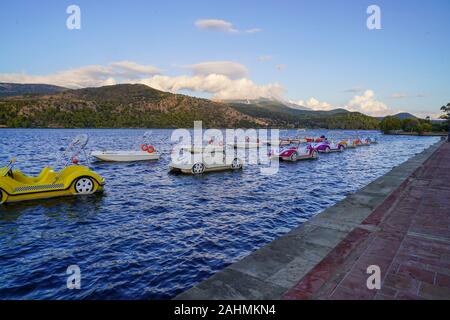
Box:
left=0, top=60, right=284, bottom=101
left=185, top=61, right=248, bottom=79
left=290, top=90, right=390, bottom=117
left=0, top=61, right=161, bottom=89
left=0, top=60, right=396, bottom=116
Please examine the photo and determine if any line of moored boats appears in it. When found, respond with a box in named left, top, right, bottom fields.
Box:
left=0, top=133, right=378, bottom=204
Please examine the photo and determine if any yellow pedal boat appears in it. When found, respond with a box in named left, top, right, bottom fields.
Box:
left=0, top=160, right=105, bottom=204
left=0, top=134, right=105, bottom=204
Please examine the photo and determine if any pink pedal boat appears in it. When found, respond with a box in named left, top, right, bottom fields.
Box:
left=269, top=142, right=318, bottom=161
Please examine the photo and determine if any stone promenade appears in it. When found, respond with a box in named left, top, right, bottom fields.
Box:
left=176, top=140, right=449, bottom=300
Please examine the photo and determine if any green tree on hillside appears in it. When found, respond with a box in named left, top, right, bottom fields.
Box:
left=441, top=102, right=450, bottom=119
left=401, top=118, right=420, bottom=132
left=441, top=102, right=450, bottom=131
left=415, top=122, right=432, bottom=135
left=379, top=116, right=402, bottom=133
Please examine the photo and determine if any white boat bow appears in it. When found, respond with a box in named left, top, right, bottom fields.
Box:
left=91, top=150, right=160, bottom=162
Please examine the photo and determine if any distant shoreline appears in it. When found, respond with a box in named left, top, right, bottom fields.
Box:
left=383, top=131, right=448, bottom=137
left=1, top=126, right=447, bottom=135
left=0, top=126, right=380, bottom=131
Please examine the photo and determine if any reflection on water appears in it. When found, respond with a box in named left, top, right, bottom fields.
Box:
left=0, top=128, right=439, bottom=299
left=0, top=193, right=104, bottom=222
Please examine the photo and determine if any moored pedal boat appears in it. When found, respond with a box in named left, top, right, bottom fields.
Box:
left=228, top=136, right=268, bottom=149
left=231, top=142, right=263, bottom=149
left=91, top=150, right=160, bottom=162
left=0, top=162, right=105, bottom=204
left=169, top=147, right=243, bottom=174
left=367, top=137, right=378, bottom=144
left=354, top=138, right=371, bottom=146
left=339, top=138, right=357, bottom=148
left=0, top=134, right=105, bottom=204
left=312, top=140, right=345, bottom=153
left=269, top=142, right=318, bottom=161
left=90, top=131, right=161, bottom=162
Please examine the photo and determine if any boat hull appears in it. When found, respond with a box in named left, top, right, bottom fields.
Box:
left=280, top=154, right=318, bottom=161
left=228, top=142, right=265, bottom=149
left=169, top=164, right=241, bottom=174
left=91, top=151, right=160, bottom=162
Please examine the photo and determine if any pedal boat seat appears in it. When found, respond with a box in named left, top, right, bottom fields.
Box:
left=10, top=167, right=57, bottom=185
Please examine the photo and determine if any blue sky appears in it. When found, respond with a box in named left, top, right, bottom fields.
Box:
left=0, top=0, right=449, bottom=117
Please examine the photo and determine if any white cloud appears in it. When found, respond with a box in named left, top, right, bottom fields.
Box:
left=413, top=111, right=442, bottom=120
left=0, top=62, right=161, bottom=88
left=194, top=19, right=261, bottom=34
left=246, top=28, right=262, bottom=34
left=292, top=90, right=391, bottom=116
left=195, top=19, right=238, bottom=33
left=0, top=60, right=282, bottom=101
left=141, top=74, right=284, bottom=100
left=389, top=92, right=426, bottom=99
left=291, top=98, right=334, bottom=111
left=258, top=55, right=273, bottom=62
left=345, top=90, right=389, bottom=116
left=109, top=61, right=161, bottom=78
left=0, top=65, right=115, bottom=88
left=343, top=87, right=363, bottom=93
left=184, top=61, right=248, bottom=79
left=389, top=92, right=408, bottom=99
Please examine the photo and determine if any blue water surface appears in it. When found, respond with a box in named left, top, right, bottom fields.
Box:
left=0, top=129, right=439, bottom=299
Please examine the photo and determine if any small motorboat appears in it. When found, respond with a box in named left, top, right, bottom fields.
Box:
left=0, top=134, right=105, bottom=204
left=91, top=132, right=160, bottom=162
left=269, top=142, right=318, bottom=161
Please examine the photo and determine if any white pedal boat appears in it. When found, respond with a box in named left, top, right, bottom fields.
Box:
left=91, top=150, right=160, bottom=162
left=180, top=145, right=225, bottom=153
left=169, top=147, right=243, bottom=174
left=228, top=141, right=269, bottom=149
left=227, top=135, right=270, bottom=149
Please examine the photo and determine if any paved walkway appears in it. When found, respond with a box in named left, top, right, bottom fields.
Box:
left=284, top=142, right=450, bottom=300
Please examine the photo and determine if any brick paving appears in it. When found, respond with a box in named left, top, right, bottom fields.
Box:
left=284, top=142, right=450, bottom=300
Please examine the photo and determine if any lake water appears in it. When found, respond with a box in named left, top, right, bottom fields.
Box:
left=0, top=129, right=439, bottom=299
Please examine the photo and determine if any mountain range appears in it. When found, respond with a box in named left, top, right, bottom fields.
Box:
left=0, top=83, right=380, bottom=129
left=0, top=83, right=67, bottom=97
left=388, top=112, right=418, bottom=120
